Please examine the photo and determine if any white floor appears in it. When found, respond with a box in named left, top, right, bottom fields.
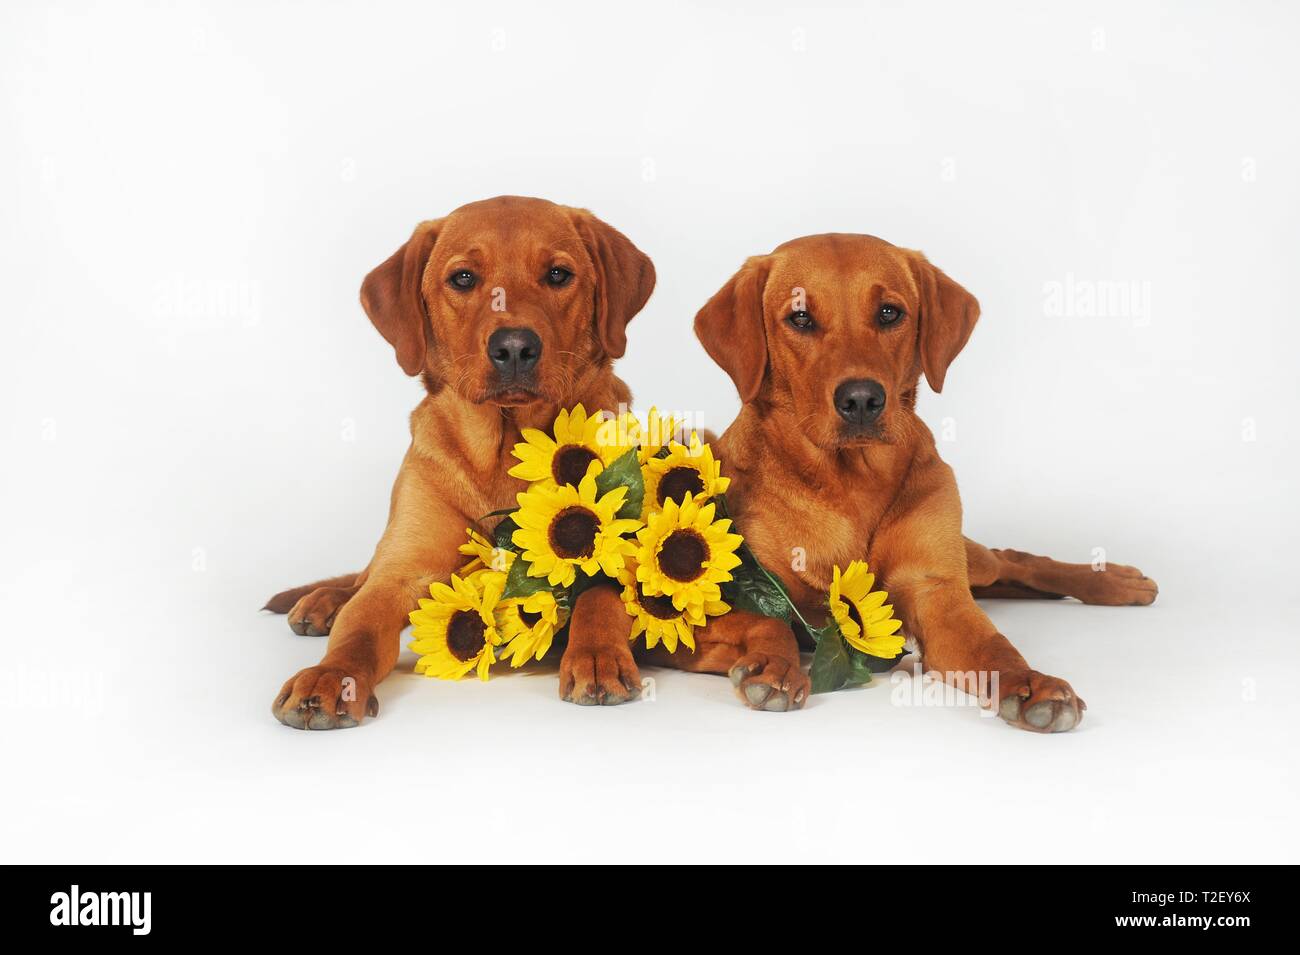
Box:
left=5, top=547, right=1296, bottom=863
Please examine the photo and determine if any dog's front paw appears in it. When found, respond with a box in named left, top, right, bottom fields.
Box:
left=729, top=652, right=809, bottom=712
left=559, top=642, right=641, bottom=706
left=272, top=666, right=378, bottom=729
left=996, top=670, right=1083, bottom=733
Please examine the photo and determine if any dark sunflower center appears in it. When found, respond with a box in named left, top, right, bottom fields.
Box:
left=656, top=466, right=705, bottom=506
left=548, top=506, right=599, bottom=559
left=446, top=610, right=486, bottom=662
left=518, top=607, right=543, bottom=627
left=846, top=601, right=864, bottom=633
left=552, top=445, right=598, bottom=487
left=659, top=529, right=708, bottom=582
left=638, top=587, right=680, bottom=620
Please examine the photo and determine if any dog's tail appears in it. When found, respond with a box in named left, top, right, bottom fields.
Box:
left=262, top=573, right=360, bottom=613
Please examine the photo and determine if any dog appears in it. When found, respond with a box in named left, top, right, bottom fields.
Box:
left=594, top=233, right=1156, bottom=730
left=265, top=196, right=656, bottom=728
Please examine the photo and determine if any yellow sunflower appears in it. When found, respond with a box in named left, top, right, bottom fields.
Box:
left=497, top=589, right=569, bottom=667
left=512, top=467, right=642, bottom=587
left=828, top=560, right=905, bottom=659
left=635, top=494, right=743, bottom=617
left=594, top=410, right=641, bottom=461
left=408, top=573, right=504, bottom=681
left=508, top=403, right=635, bottom=489
left=641, top=432, right=731, bottom=517
left=457, top=528, right=514, bottom=577
left=618, top=563, right=727, bottom=653
left=637, top=406, right=679, bottom=463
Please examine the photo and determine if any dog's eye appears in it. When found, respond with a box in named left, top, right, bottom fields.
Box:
left=545, top=266, right=574, bottom=288
left=787, top=310, right=815, bottom=331
left=448, top=270, right=477, bottom=291
left=877, top=304, right=904, bottom=326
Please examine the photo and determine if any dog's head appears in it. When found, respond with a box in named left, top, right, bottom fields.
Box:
left=361, top=196, right=655, bottom=407
left=694, top=233, right=979, bottom=448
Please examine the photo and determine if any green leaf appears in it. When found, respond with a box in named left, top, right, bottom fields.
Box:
left=500, top=554, right=553, bottom=599
left=811, top=620, right=898, bottom=691
left=722, top=556, right=794, bottom=623
left=844, top=647, right=878, bottom=687
left=721, top=535, right=800, bottom=623
left=808, top=621, right=852, bottom=694
left=594, top=448, right=644, bottom=520
left=493, top=515, right=521, bottom=552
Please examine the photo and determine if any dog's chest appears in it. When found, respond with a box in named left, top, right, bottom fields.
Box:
left=460, top=452, right=528, bottom=517
left=415, top=431, right=526, bottom=521
left=736, top=477, right=889, bottom=602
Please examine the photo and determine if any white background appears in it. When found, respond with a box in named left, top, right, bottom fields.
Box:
left=2, top=0, right=1297, bottom=863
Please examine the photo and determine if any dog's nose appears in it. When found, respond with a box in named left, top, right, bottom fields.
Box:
left=833, top=378, right=887, bottom=427
left=487, top=327, right=542, bottom=378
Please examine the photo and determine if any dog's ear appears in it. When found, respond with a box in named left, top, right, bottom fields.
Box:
left=566, top=208, right=655, bottom=359
left=359, top=219, right=443, bottom=376
left=909, top=251, right=980, bottom=393
left=694, top=256, right=771, bottom=403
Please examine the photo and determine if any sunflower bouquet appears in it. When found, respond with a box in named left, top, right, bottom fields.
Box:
left=408, top=403, right=906, bottom=693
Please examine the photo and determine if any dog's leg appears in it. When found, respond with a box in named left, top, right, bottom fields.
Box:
left=642, top=610, right=808, bottom=712
left=265, top=568, right=370, bottom=636
left=559, top=583, right=642, bottom=705
left=283, top=579, right=362, bottom=636
left=270, top=576, right=414, bottom=729
left=894, top=573, right=1084, bottom=733
left=965, top=538, right=1157, bottom=606
left=262, top=573, right=359, bottom=615
left=270, top=477, right=465, bottom=729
